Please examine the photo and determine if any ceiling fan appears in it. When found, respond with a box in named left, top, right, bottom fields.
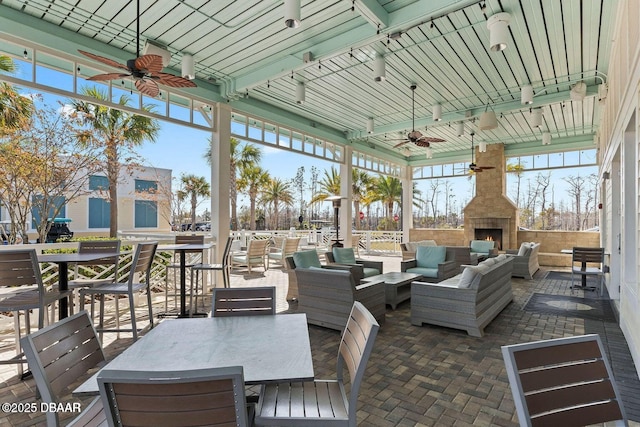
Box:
left=468, top=132, right=495, bottom=172
left=77, top=0, right=196, bottom=98
left=392, top=84, right=445, bottom=149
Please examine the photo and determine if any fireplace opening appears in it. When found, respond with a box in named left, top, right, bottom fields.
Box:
left=475, top=228, right=503, bottom=250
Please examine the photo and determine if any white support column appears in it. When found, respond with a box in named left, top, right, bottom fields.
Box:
left=210, top=103, right=231, bottom=263
left=340, top=147, right=353, bottom=247
left=401, top=165, right=413, bottom=243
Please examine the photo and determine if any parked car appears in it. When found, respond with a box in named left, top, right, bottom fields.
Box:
left=195, top=222, right=211, bottom=231
left=44, top=218, right=74, bottom=243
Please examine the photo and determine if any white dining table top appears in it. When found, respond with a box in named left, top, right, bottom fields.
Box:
left=74, top=313, right=314, bottom=395
left=157, top=242, right=214, bottom=251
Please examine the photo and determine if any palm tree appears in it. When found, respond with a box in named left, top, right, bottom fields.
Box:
left=177, top=174, right=211, bottom=231
left=237, top=165, right=270, bottom=230
left=0, top=55, right=34, bottom=136
left=309, top=166, right=341, bottom=205
left=70, top=87, right=160, bottom=237
left=371, top=175, right=403, bottom=230
left=262, top=178, right=294, bottom=229
left=204, top=138, right=262, bottom=230
left=352, top=169, right=373, bottom=230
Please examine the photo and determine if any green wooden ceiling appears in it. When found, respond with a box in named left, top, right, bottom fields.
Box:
left=0, top=0, right=617, bottom=166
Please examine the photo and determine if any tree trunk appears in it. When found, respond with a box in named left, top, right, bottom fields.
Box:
left=107, top=142, right=119, bottom=238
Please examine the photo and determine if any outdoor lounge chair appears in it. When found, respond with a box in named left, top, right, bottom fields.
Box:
left=267, top=236, right=300, bottom=268
left=231, top=238, right=270, bottom=273
left=325, top=246, right=383, bottom=277
left=255, top=301, right=379, bottom=427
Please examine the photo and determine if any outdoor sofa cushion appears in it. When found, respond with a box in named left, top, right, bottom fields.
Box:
left=415, top=246, right=447, bottom=268
left=292, top=250, right=322, bottom=268
left=332, top=247, right=358, bottom=264
left=470, top=240, right=495, bottom=255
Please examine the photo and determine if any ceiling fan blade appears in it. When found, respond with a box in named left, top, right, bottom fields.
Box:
left=420, top=136, right=446, bottom=143
left=477, top=166, right=495, bottom=170
left=134, top=54, right=164, bottom=74
left=393, top=140, right=410, bottom=149
left=151, top=72, right=197, bottom=88
left=135, top=78, right=160, bottom=97
left=414, top=139, right=431, bottom=147
left=78, top=50, right=129, bottom=71
left=86, top=72, right=131, bottom=81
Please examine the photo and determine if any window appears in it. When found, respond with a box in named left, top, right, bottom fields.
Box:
left=88, top=198, right=110, bottom=228
left=135, top=179, right=158, bottom=193
left=135, top=200, right=157, bottom=228
left=31, top=196, right=66, bottom=228
left=89, top=175, right=109, bottom=191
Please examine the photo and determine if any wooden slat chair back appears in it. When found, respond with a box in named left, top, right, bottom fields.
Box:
left=571, top=247, right=605, bottom=294
left=21, top=311, right=107, bottom=427
left=164, top=235, right=204, bottom=311
left=212, top=286, right=276, bottom=317
left=232, top=239, right=269, bottom=273
left=501, top=334, right=627, bottom=427
left=255, top=301, right=379, bottom=427
left=98, top=366, right=251, bottom=427
left=80, top=242, right=157, bottom=342
left=0, top=249, right=71, bottom=376
left=67, top=240, right=121, bottom=315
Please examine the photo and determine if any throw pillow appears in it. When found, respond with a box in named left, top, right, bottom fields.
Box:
left=496, top=253, right=508, bottom=262
left=458, top=266, right=477, bottom=288
left=517, top=242, right=529, bottom=256
left=416, top=246, right=446, bottom=269
left=333, top=247, right=357, bottom=264
left=292, top=250, right=322, bottom=268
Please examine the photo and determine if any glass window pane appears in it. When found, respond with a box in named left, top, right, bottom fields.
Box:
left=89, top=198, right=110, bottom=228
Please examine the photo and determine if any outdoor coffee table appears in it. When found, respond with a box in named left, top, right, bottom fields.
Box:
left=364, top=272, right=422, bottom=310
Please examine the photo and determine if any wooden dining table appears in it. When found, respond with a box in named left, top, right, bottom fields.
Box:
left=37, top=251, right=125, bottom=320
left=74, top=313, right=314, bottom=396
left=157, top=242, right=214, bottom=317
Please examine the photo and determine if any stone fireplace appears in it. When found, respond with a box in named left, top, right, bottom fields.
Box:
left=463, top=143, right=518, bottom=250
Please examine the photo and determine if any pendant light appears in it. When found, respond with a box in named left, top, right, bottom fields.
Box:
left=284, top=0, right=301, bottom=28
left=181, top=54, right=195, bottom=80
left=373, top=54, right=385, bottom=82
left=521, top=85, right=534, bottom=104
left=295, top=81, right=305, bottom=104
left=456, top=121, right=465, bottom=137
left=542, top=132, right=551, bottom=145
left=487, top=12, right=511, bottom=52
left=432, top=104, right=442, bottom=121
left=531, top=108, right=542, bottom=128
left=478, top=111, right=498, bottom=130
left=366, top=118, right=374, bottom=134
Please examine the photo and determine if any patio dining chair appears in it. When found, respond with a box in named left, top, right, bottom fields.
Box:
left=98, top=366, right=253, bottom=427
left=267, top=237, right=300, bottom=268
left=21, top=311, right=107, bottom=427
left=0, top=249, right=71, bottom=377
left=80, top=241, right=157, bottom=342
left=65, top=239, right=121, bottom=315
left=212, top=286, right=276, bottom=317
left=501, top=334, right=627, bottom=427
left=255, top=301, right=379, bottom=427
left=190, top=236, right=234, bottom=314
left=571, top=247, right=605, bottom=295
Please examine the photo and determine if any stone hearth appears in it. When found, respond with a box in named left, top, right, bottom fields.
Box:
left=463, top=143, right=518, bottom=250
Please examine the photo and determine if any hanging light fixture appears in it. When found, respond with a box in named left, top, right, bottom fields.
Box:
left=425, top=146, right=433, bottom=159
left=487, top=12, right=511, bottom=52
left=542, top=131, right=551, bottom=145
left=570, top=81, right=587, bottom=101
left=478, top=110, right=498, bottom=130
left=373, top=54, right=385, bottom=82
left=295, top=81, right=305, bottom=104
left=456, top=121, right=465, bottom=137
left=181, top=54, right=195, bottom=80
left=284, top=0, right=301, bottom=28
left=432, top=104, right=442, bottom=121
left=366, top=118, right=374, bottom=134
left=521, top=85, right=534, bottom=105
left=531, top=108, right=543, bottom=128
left=478, top=140, right=487, bottom=152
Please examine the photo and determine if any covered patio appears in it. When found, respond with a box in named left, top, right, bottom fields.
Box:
left=2, top=0, right=640, bottom=424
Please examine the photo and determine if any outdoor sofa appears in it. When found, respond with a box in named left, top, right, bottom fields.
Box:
left=411, top=255, right=514, bottom=337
